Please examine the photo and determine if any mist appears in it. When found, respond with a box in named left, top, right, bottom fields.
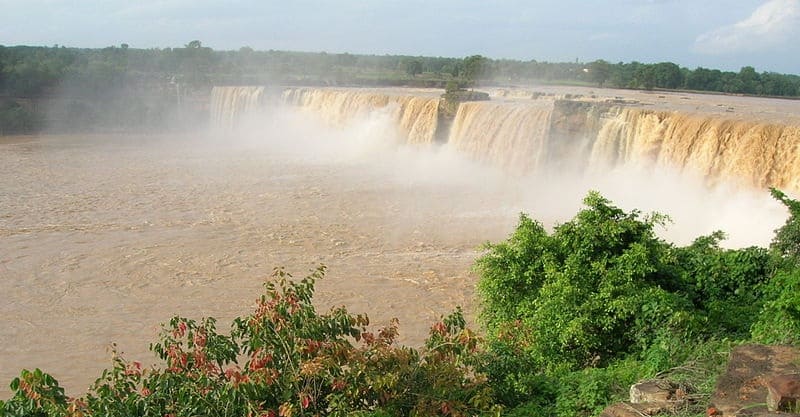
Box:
left=220, top=96, right=788, bottom=249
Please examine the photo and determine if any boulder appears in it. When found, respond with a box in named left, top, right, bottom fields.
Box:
left=630, top=380, right=676, bottom=403
left=600, top=402, right=642, bottom=417
left=765, top=374, right=800, bottom=412
left=600, top=401, right=672, bottom=417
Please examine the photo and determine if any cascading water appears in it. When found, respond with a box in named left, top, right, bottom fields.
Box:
left=447, top=101, right=553, bottom=174
left=588, top=108, right=800, bottom=192
left=214, top=86, right=800, bottom=194
left=281, top=88, right=440, bottom=144
left=210, top=86, right=265, bottom=128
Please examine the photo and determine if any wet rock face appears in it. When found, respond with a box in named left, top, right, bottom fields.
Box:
left=765, top=374, right=800, bottom=412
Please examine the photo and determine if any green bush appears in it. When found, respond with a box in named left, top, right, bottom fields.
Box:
left=672, top=234, right=771, bottom=338
left=477, top=192, right=688, bottom=374
left=501, top=337, right=733, bottom=417
left=769, top=188, right=800, bottom=262
left=751, top=189, right=800, bottom=343
left=553, top=360, right=645, bottom=417
left=1, top=267, right=499, bottom=417
left=0, top=369, right=67, bottom=417
left=751, top=267, right=800, bottom=344
left=476, top=191, right=784, bottom=411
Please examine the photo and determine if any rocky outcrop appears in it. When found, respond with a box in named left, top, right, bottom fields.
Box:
left=711, top=344, right=800, bottom=417
left=602, top=345, right=800, bottom=417
left=765, top=374, right=800, bottom=412
left=600, top=379, right=689, bottom=417
left=630, top=380, right=681, bottom=404
left=601, top=402, right=669, bottom=417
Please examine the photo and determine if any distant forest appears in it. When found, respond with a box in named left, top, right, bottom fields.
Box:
left=1, top=41, right=799, bottom=133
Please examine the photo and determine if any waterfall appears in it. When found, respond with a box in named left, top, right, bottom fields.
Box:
left=447, top=101, right=554, bottom=173
left=212, top=86, right=800, bottom=194
left=210, top=86, right=265, bottom=128
left=281, top=88, right=440, bottom=144
left=589, top=108, right=800, bottom=192
left=445, top=99, right=800, bottom=193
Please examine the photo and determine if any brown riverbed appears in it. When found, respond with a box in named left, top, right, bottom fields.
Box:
left=0, top=132, right=520, bottom=396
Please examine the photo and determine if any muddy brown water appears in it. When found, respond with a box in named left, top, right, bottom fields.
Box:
left=0, top=111, right=790, bottom=398
left=0, top=133, right=517, bottom=397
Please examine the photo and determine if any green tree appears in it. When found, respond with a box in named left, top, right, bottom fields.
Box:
left=463, top=54, right=489, bottom=85
left=686, top=67, right=722, bottom=91
left=652, top=62, right=683, bottom=89
left=589, top=59, right=611, bottom=87
left=769, top=189, right=800, bottom=261
left=475, top=191, right=776, bottom=410
left=402, top=58, right=423, bottom=76
left=633, top=65, right=656, bottom=90
left=738, top=66, right=761, bottom=94
left=477, top=192, right=685, bottom=372
left=751, top=189, right=800, bottom=343
left=608, top=61, right=639, bottom=88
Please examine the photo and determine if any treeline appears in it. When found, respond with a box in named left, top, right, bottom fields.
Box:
left=4, top=42, right=799, bottom=97
left=582, top=60, right=800, bottom=96
left=0, top=42, right=461, bottom=100
left=0, top=44, right=203, bottom=134
left=2, top=42, right=799, bottom=134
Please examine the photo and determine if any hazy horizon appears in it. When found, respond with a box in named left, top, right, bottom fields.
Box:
left=2, top=0, right=798, bottom=74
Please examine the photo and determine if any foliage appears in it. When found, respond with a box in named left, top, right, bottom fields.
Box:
left=462, top=55, right=489, bottom=85
left=1, top=44, right=799, bottom=101
left=477, top=192, right=687, bottom=373
left=633, top=65, right=657, bottom=90
left=672, top=234, right=771, bottom=338
left=0, top=369, right=68, bottom=417
left=769, top=188, right=800, bottom=262
left=553, top=359, right=646, bottom=417
left=751, top=189, right=800, bottom=344
left=444, top=81, right=460, bottom=94
left=1, top=267, right=499, bottom=417
left=750, top=268, right=800, bottom=344
left=499, top=337, right=732, bottom=417
left=0, top=101, right=39, bottom=134
left=441, top=89, right=489, bottom=105
left=401, top=59, right=423, bottom=77
left=652, top=62, right=683, bottom=89
left=588, top=60, right=611, bottom=87
left=476, top=190, right=786, bottom=412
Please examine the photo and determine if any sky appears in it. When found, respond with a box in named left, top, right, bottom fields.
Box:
left=1, top=0, right=798, bottom=74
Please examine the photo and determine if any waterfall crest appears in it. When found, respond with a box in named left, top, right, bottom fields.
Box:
left=282, top=88, right=440, bottom=144
left=588, top=108, right=800, bottom=192
left=210, top=86, right=265, bottom=128
left=211, top=86, right=800, bottom=194
left=447, top=101, right=553, bottom=173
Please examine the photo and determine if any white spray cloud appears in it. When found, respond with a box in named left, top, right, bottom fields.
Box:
left=694, top=0, right=800, bottom=54
left=224, top=102, right=788, bottom=249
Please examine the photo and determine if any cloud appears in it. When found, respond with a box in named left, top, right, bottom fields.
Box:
left=693, top=0, right=800, bottom=54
